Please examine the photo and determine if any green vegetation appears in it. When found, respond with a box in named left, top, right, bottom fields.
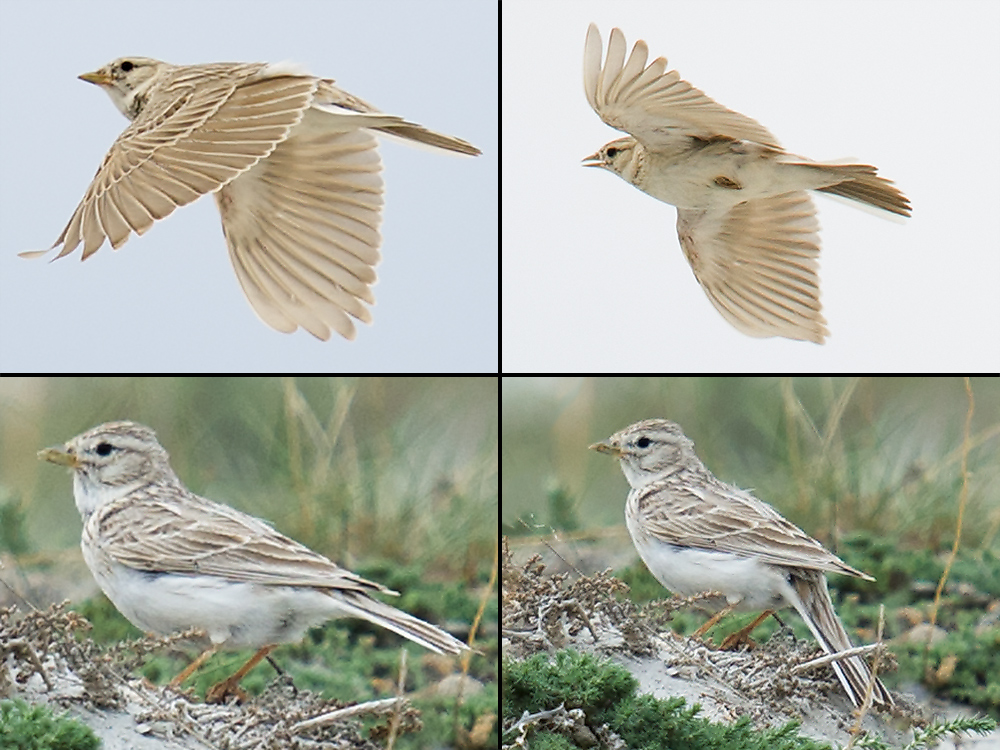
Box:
left=0, top=495, right=30, bottom=556
left=503, top=650, right=996, bottom=749
left=503, top=651, right=832, bottom=750
left=0, top=700, right=99, bottom=750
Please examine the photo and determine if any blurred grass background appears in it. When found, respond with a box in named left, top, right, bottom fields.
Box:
left=5, top=377, right=496, bottom=570
left=0, top=376, right=498, bottom=746
left=503, top=377, right=999, bottom=552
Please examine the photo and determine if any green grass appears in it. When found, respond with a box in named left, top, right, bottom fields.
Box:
left=504, top=651, right=832, bottom=750
left=0, top=700, right=99, bottom=750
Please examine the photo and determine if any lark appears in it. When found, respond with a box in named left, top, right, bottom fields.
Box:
left=591, top=418, right=892, bottom=708
left=38, top=420, right=468, bottom=701
left=23, top=58, right=480, bottom=341
left=583, top=25, right=910, bottom=344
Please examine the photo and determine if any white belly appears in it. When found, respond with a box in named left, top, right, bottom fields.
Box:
left=625, top=509, right=793, bottom=612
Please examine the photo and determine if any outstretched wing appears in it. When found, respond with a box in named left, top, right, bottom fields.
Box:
left=677, top=192, right=828, bottom=343
left=50, top=64, right=317, bottom=260
left=216, top=116, right=384, bottom=341
left=583, top=24, right=780, bottom=150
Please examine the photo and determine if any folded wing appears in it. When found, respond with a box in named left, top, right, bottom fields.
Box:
left=633, top=479, right=869, bottom=577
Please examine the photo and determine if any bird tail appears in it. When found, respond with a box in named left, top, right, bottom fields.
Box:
left=790, top=571, right=893, bottom=708
left=330, top=591, right=469, bottom=655
left=816, top=165, right=911, bottom=217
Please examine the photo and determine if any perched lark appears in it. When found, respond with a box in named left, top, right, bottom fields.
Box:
left=38, top=420, right=468, bottom=701
left=591, top=418, right=892, bottom=708
left=583, top=25, right=910, bottom=344
left=23, top=58, right=480, bottom=341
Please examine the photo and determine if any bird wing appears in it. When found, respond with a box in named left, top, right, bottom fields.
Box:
left=91, top=487, right=391, bottom=595
left=676, top=191, right=828, bottom=343
left=216, top=112, right=383, bottom=341
left=583, top=24, right=781, bottom=151
left=632, top=477, right=869, bottom=578
left=49, top=64, right=317, bottom=260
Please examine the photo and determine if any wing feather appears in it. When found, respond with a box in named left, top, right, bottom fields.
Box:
left=583, top=23, right=781, bottom=150
left=215, top=114, right=383, bottom=341
left=632, top=481, right=871, bottom=579
left=677, top=192, right=828, bottom=343
left=51, top=66, right=317, bottom=260
left=92, top=489, right=391, bottom=594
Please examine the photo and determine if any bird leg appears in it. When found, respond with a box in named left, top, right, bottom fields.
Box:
left=205, top=645, right=277, bottom=703
left=719, top=610, right=774, bottom=650
left=170, top=645, right=218, bottom=687
left=692, top=601, right=738, bottom=640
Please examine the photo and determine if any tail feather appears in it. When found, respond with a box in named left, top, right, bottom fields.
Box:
left=335, top=591, right=468, bottom=655
left=790, top=571, right=893, bottom=708
left=372, top=123, right=482, bottom=156
left=818, top=169, right=911, bottom=217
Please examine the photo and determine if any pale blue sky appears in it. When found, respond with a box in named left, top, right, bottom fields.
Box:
left=0, top=0, right=497, bottom=372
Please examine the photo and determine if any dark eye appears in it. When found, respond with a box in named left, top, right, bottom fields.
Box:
left=120, top=61, right=134, bottom=72
left=606, top=147, right=619, bottom=158
left=636, top=437, right=651, bottom=449
left=96, top=442, right=114, bottom=456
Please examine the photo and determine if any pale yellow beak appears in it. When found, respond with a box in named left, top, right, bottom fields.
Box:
left=581, top=152, right=604, bottom=167
left=79, top=70, right=112, bottom=86
left=589, top=440, right=621, bottom=456
left=37, top=445, right=79, bottom=468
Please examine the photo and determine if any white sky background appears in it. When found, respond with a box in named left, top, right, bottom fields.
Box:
left=502, top=0, right=1000, bottom=372
left=0, top=0, right=497, bottom=373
